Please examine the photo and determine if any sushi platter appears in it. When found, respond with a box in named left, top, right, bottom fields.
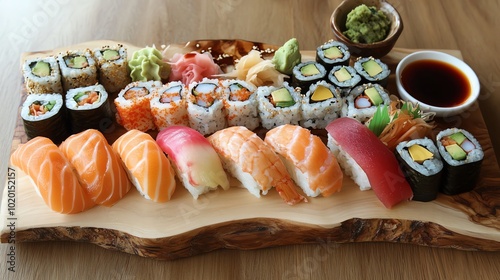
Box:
left=2, top=40, right=500, bottom=260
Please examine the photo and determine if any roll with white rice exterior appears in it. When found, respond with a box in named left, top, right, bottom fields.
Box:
left=257, top=82, right=302, bottom=130
left=150, top=81, right=189, bottom=130
left=300, top=80, right=342, bottom=129
left=22, top=56, right=63, bottom=94
left=57, top=49, right=98, bottom=93
left=341, top=83, right=390, bottom=124
left=93, top=45, right=131, bottom=94
left=221, top=79, right=259, bottom=130
left=187, top=78, right=226, bottom=135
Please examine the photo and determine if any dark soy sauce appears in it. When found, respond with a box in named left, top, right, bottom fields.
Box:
left=401, top=59, right=471, bottom=107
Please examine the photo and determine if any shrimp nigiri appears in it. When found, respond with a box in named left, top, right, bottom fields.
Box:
left=265, top=124, right=343, bottom=197
left=59, top=129, right=132, bottom=206
left=112, top=129, right=176, bottom=202
left=156, top=125, right=229, bottom=199
left=207, top=126, right=306, bottom=205
left=10, top=137, right=95, bottom=214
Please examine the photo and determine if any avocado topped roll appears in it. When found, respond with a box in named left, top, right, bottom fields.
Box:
left=93, top=45, right=131, bottom=94
left=316, top=40, right=351, bottom=72
left=354, top=57, right=390, bottom=87
left=291, top=61, right=327, bottom=93
left=257, top=82, right=302, bottom=129
left=23, top=56, right=63, bottom=94
left=21, top=93, right=68, bottom=144
left=341, top=83, right=390, bottom=124
left=301, top=80, right=342, bottom=129
left=436, top=128, right=483, bottom=195
left=57, top=49, right=98, bottom=93
left=396, top=138, right=443, bottom=201
left=66, top=84, right=114, bottom=133
left=327, top=65, right=362, bottom=96
left=187, top=78, right=226, bottom=135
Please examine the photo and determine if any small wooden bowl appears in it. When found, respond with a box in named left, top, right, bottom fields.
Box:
left=331, top=0, right=403, bottom=58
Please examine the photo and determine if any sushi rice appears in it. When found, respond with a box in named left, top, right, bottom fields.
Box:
left=341, top=83, right=390, bottom=124
left=22, top=56, right=63, bottom=94
left=187, top=78, right=227, bottom=135
left=57, top=49, right=98, bottom=92
left=300, top=80, right=343, bottom=129
left=93, top=45, right=131, bottom=94
left=221, top=79, right=260, bottom=130
left=257, top=82, right=302, bottom=129
left=150, top=81, right=189, bottom=130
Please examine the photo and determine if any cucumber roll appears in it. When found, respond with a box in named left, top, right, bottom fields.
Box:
left=21, top=93, right=68, bottom=144
left=327, top=65, right=361, bottom=96
left=301, top=80, right=342, bottom=129
left=65, top=84, right=114, bottom=133
left=354, top=57, right=390, bottom=87
left=187, top=78, right=226, bottom=135
left=114, top=81, right=162, bottom=132
left=22, top=56, right=63, bottom=94
left=257, top=82, right=302, bottom=129
left=150, top=81, right=189, bottom=131
left=221, top=79, right=259, bottom=130
left=316, top=40, right=350, bottom=72
left=291, top=61, right=327, bottom=94
left=57, top=49, right=98, bottom=93
left=395, top=138, right=443, bottom=201
left=436, top=128, right=483, bottom=195
left=341, top=83, right=390, bottom=124
left=93, top=45, right=131, bottom=94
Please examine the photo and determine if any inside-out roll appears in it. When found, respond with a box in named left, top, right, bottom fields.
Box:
left=221, top=79, right=259, bottom=130
left=22, top=56, right=63, bottom=94
left=187, top=78, right=227, bottom=135
left=150, top=81, right=189, bottom=130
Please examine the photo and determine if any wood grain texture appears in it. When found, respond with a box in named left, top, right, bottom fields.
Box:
left=1, top=0, right=500, bottom=279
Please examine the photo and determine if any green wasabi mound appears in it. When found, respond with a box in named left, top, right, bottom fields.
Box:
left=343, top=4, right=391, bottom=44
left=272, top=38, right=301, bottom=75
left=129, top=47, right=170, bottom=82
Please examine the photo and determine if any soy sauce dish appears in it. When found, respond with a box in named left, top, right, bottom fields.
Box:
left=395, top=51, right=480, bottom=117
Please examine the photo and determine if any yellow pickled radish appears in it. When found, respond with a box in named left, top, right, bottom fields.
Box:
left=408, top=144, right=434, bottom=164
left=311, top=85, right=333, bottom=102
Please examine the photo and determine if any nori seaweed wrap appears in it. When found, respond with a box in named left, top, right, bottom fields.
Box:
left=65, top=84, right=113, bottom=133
left=316, top=40, right=350, bottom=72
left=21, top=93, right=68, bottom=144
left=291, top=61, right=326, bottom=94
left=354, top=57, right=390, bottom=87
left=436, top=128, right=483, bottom=195
left=327, top=65, right=361, bottom=96
left=395, top=138, right=443, bottom=201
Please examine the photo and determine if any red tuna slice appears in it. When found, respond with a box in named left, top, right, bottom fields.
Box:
left=326, top=117, right=413, bottom=208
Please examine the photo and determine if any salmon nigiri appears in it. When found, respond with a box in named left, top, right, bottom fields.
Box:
left=59, top=129, right=132, bottom=206
left=207, top=126, right=306, bottom=205
left=265, top=124, right=343, bottom=197
left=10, top=137, right=95, bottom=214
left=112, top=129, right=176, bottom=202
left=156, top=125, right=230, bottom=199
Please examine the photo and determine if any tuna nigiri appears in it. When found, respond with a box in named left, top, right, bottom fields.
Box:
left=326, top=117, right=413, bottom=208
left=59, top=129, right=132, bottom=206
left=156, top=125, right=229, bottom=199
left=112, top=129, right=176, bottom=202
left=10, top=137, right=95, bottom=214
left=265, top=124, right=343, bottom=197
left=207, top=126, right=306, bottom=205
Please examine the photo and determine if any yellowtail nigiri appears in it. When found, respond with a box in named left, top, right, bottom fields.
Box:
left=156, top=125, right=229, bottom=199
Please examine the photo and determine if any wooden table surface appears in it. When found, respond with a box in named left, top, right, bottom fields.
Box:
left=1, top=0, right=500, bottom=279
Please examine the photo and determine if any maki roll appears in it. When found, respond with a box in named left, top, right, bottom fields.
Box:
left=22, top=56, right=63, bottom=94
left=57, top=49, right=98, bottom=92
left=114, top=81, right=162, bottom=131
left=150, top=81, right=189, bottom=130
left=257, top=82, right=302, bottom=129
left=327, top=65, right=362, bottom=96
left=436, top=128, right=483, bottom=195
left=395, top=138, right=443, bottom=202
left=341, top=83, right=390, bottom=123
left=301, top=80, right=342, bottom=129
left=221, top=79, right=259, bottom=130
left=291, top=61, right=327, bottom=93
left=65, top=84, right=114, bottom=133
left=93, top=45, right=131, bottom=94
left=20, top=93, right=68, bottom=144
left=187, top=78, right=226, bottom=135
left=354, top=57, right=390, bottom=87
left=316, top=40, right=350, bottom=72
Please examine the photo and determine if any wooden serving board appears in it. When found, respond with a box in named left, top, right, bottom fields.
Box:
left=2, top=40, right=500, bottom=260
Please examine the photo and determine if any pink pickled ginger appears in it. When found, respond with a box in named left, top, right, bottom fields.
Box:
left=168, top=52, right=222, bottom=85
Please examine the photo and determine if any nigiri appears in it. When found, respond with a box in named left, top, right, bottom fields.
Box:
left=59, top=129, right=132, bottom=206
left=10, top=137, right=94, bottom=214
left=265, top=124, right=343, bottom=197
left=326, top=117, right=413, bottom=208
left=112, top=129, right=176, bottom=202
left=156, top=125, right=229, bottom=199
left=207, top=126, right=306, bottom=205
